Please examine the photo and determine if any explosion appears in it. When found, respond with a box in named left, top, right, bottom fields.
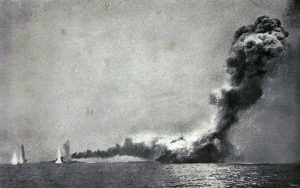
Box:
left=73, top=16, right=289, bottom=163
left=158, top=16, right=289, bottom=162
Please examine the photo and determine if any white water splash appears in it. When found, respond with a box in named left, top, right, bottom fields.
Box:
left=10, top=152, right=18, bottom=165
left=55, top=148, right=62, bottom=164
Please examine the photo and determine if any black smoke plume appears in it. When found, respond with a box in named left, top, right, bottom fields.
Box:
left=159, top=15, right=289, bottom=162
left=212, top=16, right=288, bottom=143
left=21, top=145, right=27, bottom=163
left=72, top=16, right=289, bottom=163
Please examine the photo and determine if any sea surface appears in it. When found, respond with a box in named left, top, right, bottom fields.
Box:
left=0, top=162, right=299, bottom=188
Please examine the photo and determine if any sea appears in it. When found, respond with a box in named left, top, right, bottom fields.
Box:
left=0, top=162, right=299, bottom=188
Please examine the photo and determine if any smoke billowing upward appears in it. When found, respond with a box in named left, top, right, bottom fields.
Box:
left=211, top=16, right=288, bottom=144
left=157, top=15, right=289, bottom=163
left=72, top=16, right=289, bottom=163
left=229, top=0, right=300, bottom=163
left=63, top=140, right=71, bottom=162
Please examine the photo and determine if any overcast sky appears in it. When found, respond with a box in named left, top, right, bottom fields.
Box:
left=0, top=0, right=289, bottom=162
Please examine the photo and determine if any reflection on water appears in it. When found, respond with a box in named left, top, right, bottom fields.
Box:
left=161, top=163, right=300, bottom=187
left=0, top=162, right=299, bottom=187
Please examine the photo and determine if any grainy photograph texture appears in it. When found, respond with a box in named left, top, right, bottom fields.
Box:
left=0, top=0, right=299, bottom=187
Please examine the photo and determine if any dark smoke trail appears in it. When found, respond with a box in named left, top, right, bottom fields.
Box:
left=21, top=145, right=27, bottom=163
left=72, top=138, right=168, bottom=160
left=72, top=16, right=289, bottom=163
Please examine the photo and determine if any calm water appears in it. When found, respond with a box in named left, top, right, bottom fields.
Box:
left=0, top=162, right=299, bottom=188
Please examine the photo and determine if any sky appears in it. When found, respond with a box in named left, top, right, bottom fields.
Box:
left=0, top=0, right=291, bottom=162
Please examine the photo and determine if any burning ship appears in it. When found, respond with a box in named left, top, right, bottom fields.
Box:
left=72, top=15, right=290, bottom=163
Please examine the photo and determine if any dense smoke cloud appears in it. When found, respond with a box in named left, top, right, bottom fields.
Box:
left=73, top=16, right=290, bottom=163
left=229, top=0, right=300, bottom=163
left=159, top=16, right=289, bottom=162
left=212, top=16, right=288, bottom=140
